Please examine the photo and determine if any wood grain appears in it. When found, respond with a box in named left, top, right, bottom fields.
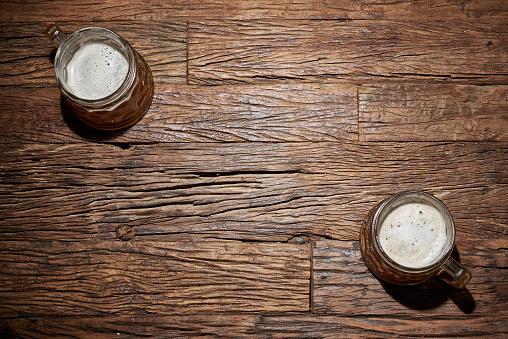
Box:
left=256, top=313, right=508, bottom=338
left=0, top=239, right=310, bottom=317
left=359, top=84, right=508, bottom=141
left=1, top=142, right=506, bottom=243
left=3, top=83, right=506, bottom=143
left=0, top=84, right=358, bottom=143
left=188, top=20, right=508, bottom=85
left=0, top=315, right=261, bottom=338
left=0, top=22, right=187, bottom=87
left=1, top=0, right=507, bottom=22
left=2, top=313, right=507, bottom=338
left=2, top=0, right=508, bottom=336
left=313, top=240, right=508, bottom=315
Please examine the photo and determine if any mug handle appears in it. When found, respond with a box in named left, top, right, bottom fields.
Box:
left=436, top=256, right=472, bottom=289
left=45, top=24, right=67, bottom=48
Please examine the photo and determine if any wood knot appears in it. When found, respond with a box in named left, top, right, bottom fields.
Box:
left=288, top=235, right=310, bottom=244
left=116, top=225, right=135, bottom=241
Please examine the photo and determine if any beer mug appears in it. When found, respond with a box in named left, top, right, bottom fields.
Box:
left=360, top=191, right=472, bottom=288
left=45, top=24, right=154, bottom=130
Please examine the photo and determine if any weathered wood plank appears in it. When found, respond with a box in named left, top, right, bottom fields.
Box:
left=188, top=20, right=508, bottom=85
left=1, top=0, right=507, bottom=22
left=359, top=84, right=508, bottom=141
left=256, top=313, right=508, bottom=338
left=0, top=239, right=310, bottom=317
left=2, top=313, right=507, bottom=338
left=1, top=142, right=506, bottom=242
left=0, top=84, right=358, bottom=143
left=0, top=22, right=187, bottom=87
left=0, top=315, right=261, bottom=338
left=313, top=239, right=508, bottom=315
left=3, top=83, right=507, bottom=143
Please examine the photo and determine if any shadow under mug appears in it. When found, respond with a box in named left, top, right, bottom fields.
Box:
left=360, top=191, right=472, bottom=289
left=45, top=24, right=154, bottom=130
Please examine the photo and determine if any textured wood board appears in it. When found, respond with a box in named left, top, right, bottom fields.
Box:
left=1, top=313, right=507, bottom=338
left=188, top=20, right=508, bottom=84
left=1, top=0, right=507, bottom=22
left=1, top=142, right=506, bottom=243
left=0, top=240, right=310, bottom=317
left=255, top=314, right=508, bottom=338
left=0, top=84, right=358, bottom=143
left=0, top=315, right=261, bottom=338
left=359, top=84, right=508, bottom=141
left=3, top=83, right=507, bottom=143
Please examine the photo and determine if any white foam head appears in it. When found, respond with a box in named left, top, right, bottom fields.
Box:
left=64, top=41, right=129, bottom=100
left=378, top=201, right=448, bottom=268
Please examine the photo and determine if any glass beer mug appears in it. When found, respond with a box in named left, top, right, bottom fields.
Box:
left=360, top=191, right=472, bottom=289
left=45, top=24, right=154, bottom=130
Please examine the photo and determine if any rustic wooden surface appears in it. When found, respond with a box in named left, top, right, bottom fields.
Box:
left=1, top=0, right=507, bottom=337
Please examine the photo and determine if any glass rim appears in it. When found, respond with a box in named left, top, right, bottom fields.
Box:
left=371, top=190, right=456, bottom=273
left=54, top=26, right=135, bottom=106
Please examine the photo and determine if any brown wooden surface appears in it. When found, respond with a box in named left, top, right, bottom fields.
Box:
left=359, top=84, right=508, bottom=141
left=188, top=20, right=508, bottom=85
left=1, top=0, right=507, bottom=337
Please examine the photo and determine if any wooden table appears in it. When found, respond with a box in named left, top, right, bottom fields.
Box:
left=1, top=1, right=507, bottom=337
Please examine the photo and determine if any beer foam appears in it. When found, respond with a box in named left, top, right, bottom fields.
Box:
left=378, top=202, right=448, bottom=268
left=64, top=41, right=129, bottom=100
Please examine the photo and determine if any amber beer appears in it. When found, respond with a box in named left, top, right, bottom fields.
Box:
left=45, top=24, right=153, bottom=130
left=360, top=191, right=471, bottom=288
